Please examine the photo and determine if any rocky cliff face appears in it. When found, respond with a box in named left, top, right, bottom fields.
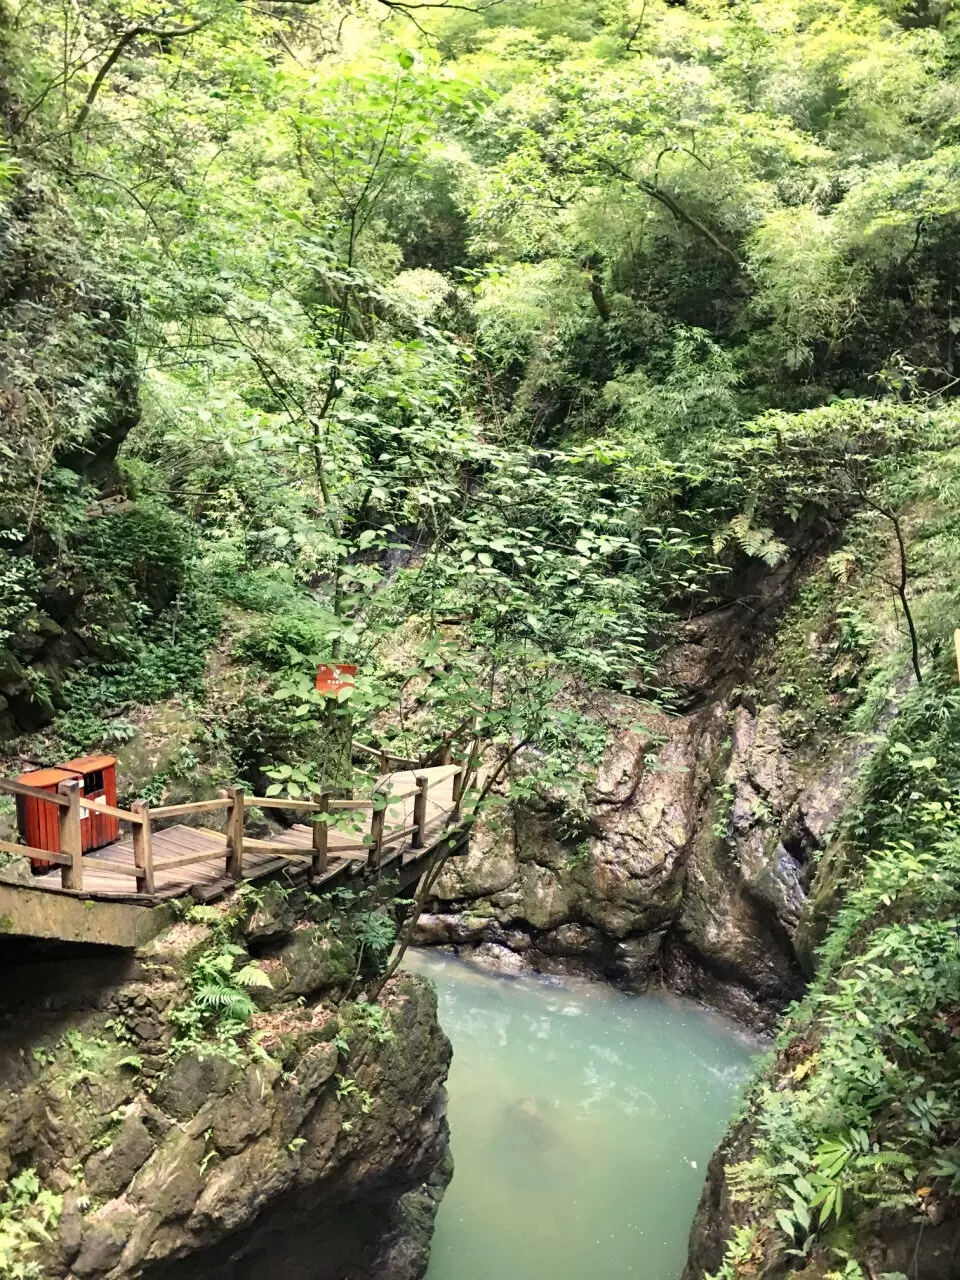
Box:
left=414, top=548, right=886, bottom=1033
left=0, top=888, right=452, bottom=1280
left=416, top=686, right=855, bottom=1033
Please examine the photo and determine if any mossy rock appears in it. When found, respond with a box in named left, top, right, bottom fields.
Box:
left=115, top=701, right=230, bottom=806
left=152, top=1052, right=242, bottom=1120
left=270, top=926, right=357, bottom=1000
left=8, top=686, right=56, bottom=731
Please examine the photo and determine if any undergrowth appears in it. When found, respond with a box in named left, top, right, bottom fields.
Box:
left=711, top=671, right=960, bottom=1276
left=167, top=895, right=275, bottom=1064
left=166, top=880, right=402, bottom=1066
left=0, top=1168, right=63, bottom=1280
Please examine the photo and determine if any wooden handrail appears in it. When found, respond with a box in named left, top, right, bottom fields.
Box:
left=190, top=827, right=327, bottom=857
left=132, top=800, right=154, bottom=894
left=153, top=849, right=232, bottom=872
left=412, top=774, right=429, bottom=850
left=243, top=794, right=379, bottom=813
left=0, top=837, right=72, bottom=866
left=419, top=764, right=462, bottom=784
left=369, top=801, right=386, bottom=869
left=226, top=787, right=244, bottom=881
left=381, top=823, right=419, bottom=843
left=81, top=797, right=144, bottom=824
left=243, top=796, right=326, bottom=812
left=58, top=780, right=83, bottom=891
left=0, top=778, right=69, bottom=808
left=82, top=856, right=141, bottom=877
left=149, top=798, right=232, bottom=818
left=354, top=741, right=420, bottom=768
left=0, top=736, right=473, bottom=901
left=374, top=781, right=420, bottom=802
left=313, top=794, right=329, bottom=877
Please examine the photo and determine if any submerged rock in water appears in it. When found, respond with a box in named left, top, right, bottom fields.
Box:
left=502, top=1097, right=560, bottom=1150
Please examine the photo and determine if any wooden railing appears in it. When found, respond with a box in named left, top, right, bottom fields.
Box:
left=0, top=777, right=148, bottom=892
left=353, top=717, right=480, bottom=773
left=0, top=758, right=474, bottom=898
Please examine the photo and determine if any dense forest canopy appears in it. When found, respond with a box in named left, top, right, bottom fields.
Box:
left=3, top=0, right=959, bottom=759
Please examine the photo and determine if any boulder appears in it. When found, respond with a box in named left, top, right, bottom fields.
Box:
left=84, top=1106, right=157, bottom=1199
left=152, top=1052, right=241, bottom=1120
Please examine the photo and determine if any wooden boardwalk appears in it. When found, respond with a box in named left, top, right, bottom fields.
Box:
left=0, top=763, right=468, bottom=906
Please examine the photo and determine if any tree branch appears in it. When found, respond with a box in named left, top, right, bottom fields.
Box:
left=369, top=736, right=531, bottom=1001
left=73, top=19, right=212, bottom=132
left=598, top=158, right=741, bottom=267
left=848, top=467, right=923, bottom=686
left=624, top=0, right=647, bottom=52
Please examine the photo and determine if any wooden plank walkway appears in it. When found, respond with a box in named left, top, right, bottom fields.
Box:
left=4, top=764, right=466, bottom=904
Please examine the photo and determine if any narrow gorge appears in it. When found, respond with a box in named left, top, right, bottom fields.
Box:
left=1, top=0, right=959, bottom=1278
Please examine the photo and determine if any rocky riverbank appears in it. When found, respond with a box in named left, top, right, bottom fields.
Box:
left=0, top=887, right=452, bottom=1280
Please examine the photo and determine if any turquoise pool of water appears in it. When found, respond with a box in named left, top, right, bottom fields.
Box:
left=405, top=950, right=759, bottom=1280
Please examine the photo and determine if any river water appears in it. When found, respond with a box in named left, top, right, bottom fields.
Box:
left=405, top=950, right=759, bottom=1280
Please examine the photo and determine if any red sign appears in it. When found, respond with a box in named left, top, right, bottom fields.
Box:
left=314, top=663, right=357, bottom=696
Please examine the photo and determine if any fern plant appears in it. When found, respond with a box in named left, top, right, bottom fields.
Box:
left=170, top=942, right=272, bottom=1055
left=713, top=511, right=787, bottom=567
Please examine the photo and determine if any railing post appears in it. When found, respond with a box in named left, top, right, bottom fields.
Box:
left=368, top=794, right=386, bottom=870
left=132, top=801, right=155, bottom=895
left=440, top=741, right=452, bottom=766
left=226, top=787, right=244, bottom=880
left=412, top=774, right=429, bottom=849
left=451, top=767, right=466, bottom=809
left=57, top=780, right=83, bottom=892
left=379, top=749, right=389, bottom=774
left=312, top=794, right=329, bottom=879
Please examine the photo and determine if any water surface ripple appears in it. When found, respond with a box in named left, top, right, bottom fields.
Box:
left=405, top=950, right=760, bottom=1280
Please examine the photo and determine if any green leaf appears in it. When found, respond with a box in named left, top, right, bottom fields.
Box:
left=775, top=1209, right=796, bottom=1237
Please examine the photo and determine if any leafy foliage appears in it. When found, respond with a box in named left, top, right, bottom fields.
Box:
left=717, top=672, right=960, bottom=1267
left=168, top=901, right=273, bottom=1059
left=0, top=1169, right=62, bottom=1280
